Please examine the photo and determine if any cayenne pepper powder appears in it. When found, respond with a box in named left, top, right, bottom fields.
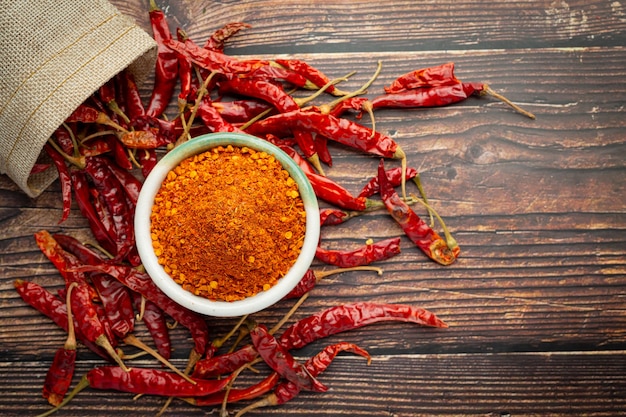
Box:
left=150, top=145, right=306, bottom=301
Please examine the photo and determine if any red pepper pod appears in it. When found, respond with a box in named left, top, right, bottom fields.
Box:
left=315, top=236, right=402, bottom=268
left=359, top=166, right=419, bottom=198
left=283, top=269, right=318, bottom=299
left=42, top=347, right=76, bottom=406
left=131, top=292, right=172, bottom=361
left=249, top=322, right=328, bottom=393
left=43, top=143, right=72, bottom=224
left=75, top=262, right=209, bottom=357
left=246, top=110, right=403, bottom=159
left=371, top=82, right=473, bottom=110
left=377, top=159, right=459, bottom=265
left=274, top=58, right=344, bottom=95
left=86, top=366, right=231, bottom=397
left=273, top=342, right=371, bottom=405
left=192, top=344, right=257, bottom=379
left=278, top=302, right=448, bottom=350
left=184, top=372, right=280, bottom=406
left=197, top=100, right=245, bottom=133
left=384, top=62, right=460, bottom=94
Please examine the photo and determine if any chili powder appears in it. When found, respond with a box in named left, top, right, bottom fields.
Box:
left=150, top=145, right=306, bottom=302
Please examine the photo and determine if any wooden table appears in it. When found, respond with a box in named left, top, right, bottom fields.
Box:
left=2, top=0, right=625, bottom=415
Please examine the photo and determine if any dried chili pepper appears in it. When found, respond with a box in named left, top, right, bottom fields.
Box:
left=381, top=62, right=534, bottom=119
left=65, top=104, right=127, bottom=132
left=84, top=156, right=134, bottom=261
left=384, top=62, right=459, bottom=94
left=358, top=166, right=419, bottom=198
left=75, top=262, right=209, bottom=359
left=98, top=77, right=130, bottom=124
left=43, top=143, right=72, bottom=224
left=278, top=302, right=448, bottom=350
left=248, top=321, right=328, bottom=393
left=14, top=280, right=108, bottom=359
left=234, top=342, right=370, bottom=415
left=319, top=208, right=360, bottom=226
left=69, top=169, right=116, bottom=255
left=38, top=367, right=233, bottom=417
left=90, top=273, right=135, bottom=339
left=211, top=99, right=272, bottom=124
left=145, top=0, right=178, bottom=118
left=192, top=343, right=257, bottom=379
left=181, top=372, right=280, bottom=407
left=131, top=292, right=172, bottom=361
left=164, top=36, right=267, bottom=74
left=283, top=266, right=382, bottom=300
left=246, top=109, right=405, bottom=161
left=204, top=22, right=252, bottom=52
left=197, top=99, right=245, bottom=133
left=68, top=278, right=129, bottom=371
left=315, top=237, right=402, bottom=268
left=279, top=143, right=382, bottom=210
left=105, top=162, right=142, bottom=206
left=377, top=159, right=459, bottom=265
left=274, top=58, right=347, bottom=96
left=42, top=283, right=77, bottom=407
left=119, top=70, right=145, bottom=120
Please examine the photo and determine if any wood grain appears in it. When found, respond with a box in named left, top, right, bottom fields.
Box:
left=1, top=0, right=625, bottom=416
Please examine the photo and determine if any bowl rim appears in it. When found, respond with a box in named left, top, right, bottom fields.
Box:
left=134, top=132, right=320, bottom=317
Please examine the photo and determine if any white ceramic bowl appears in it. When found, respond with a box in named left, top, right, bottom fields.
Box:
left=135, top=132, right=320, bottom=317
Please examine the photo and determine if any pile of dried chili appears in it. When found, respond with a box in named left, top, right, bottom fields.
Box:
left=16, top=2, right=539, bottom=415
left=150, top=145, right=306, bottom=301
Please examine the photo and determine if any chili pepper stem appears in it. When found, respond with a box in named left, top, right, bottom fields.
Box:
left=46, top=138, right=85, bottom=169
left=96, top=111, right=129, bottom=133
left=96, top=334, right=130, bottom=372
left=233, top=393, right=279, bottom=417
left=35, top=375, right=90, bottom=417
left=410, top=194, right=459, bottom=254
left=123, top=334, right=195, bottom=384
left=212, top=314, right=249, bottom=350
left=175, top=70, right=219, bottom=146
left=410, top=174, right=435, bottom=227
left=269, top=291, right=310, bottom=335
left=64, top=283, right=77, bottom=350
left=315, top=265, right=383, bottom=279
left=481, top=84, right=536, bottom=119
left=294, top=73, right=354, bottom=108
left=220, top=357, right=263, bottom=417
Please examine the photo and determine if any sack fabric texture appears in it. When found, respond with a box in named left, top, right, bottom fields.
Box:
left=0, top=0, right=157, bottom=198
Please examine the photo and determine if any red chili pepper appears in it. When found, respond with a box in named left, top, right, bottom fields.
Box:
left=52, top=233, right=105, bottom=264
left=319, top=208, right=360, bottom=226
left=78, top=137, right=113, bottom=158
left=197, top=99, right=245, bottom=133
left=315, top=237, right=402, bottom=267
left=69, top=169, right=117, bottom=256
left=34, top=230, right=97, bottom=300
left=43, top=144, right=72, bottom=224
left=119, top=70, right=145, bottom=120
left=246, top=109, right=405, bottom=160
left=90, top=273, right=135, bottom=339
left=358, top=166, right=419, bottom=198
left=283, top=269, right=318, bottom=300
left=211, top=99, right=272, bottom=124
left=248, top=322, right=328, bottom=393
left=384, top=62, right=460, bottom=94
left=111, top=139, right=133, bottom=170
left=13, top=280, right=109, bottom=359
left=146, top=0, right=178, bottom=118
left=203, top=22, right=252, bottom=52
left=131, top=292, right=172, bottom=361
left=65, top=104, right=127, bottom=132
left=98, top=77, right=130, bottom=124
left=244, top=64, right=310, bottom=89
left=182, top=372, right=280, bottom=407
left=377, top=159, right=459, bottom=265
left=87, top=366, right=231, bottom=396
left=42, top=283, right=77, bottom=407
left=192, top=344, right=258, bottom=379
left=84, top=157, right=135, bottom=261
left=234, top=342, right=370, bottom=414
left=105, top=163, right=142, bottom=207
left=164, top=36, right=267, bottom=74
left=274, top=58, right=346, bottom=96
left=75, top=262, right=209, bottom=358
left=279, top=144, right=381, bottom=210
left=68, top=278, right=130, bottom=371
left=278, top=302, right=448, bottom=350
left=138, top=148, right=158, bottom=178
left=371, top=82, right=479, bottom=109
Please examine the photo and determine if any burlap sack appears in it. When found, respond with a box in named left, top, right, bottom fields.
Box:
left=0, top=0, right=157, bottom=198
